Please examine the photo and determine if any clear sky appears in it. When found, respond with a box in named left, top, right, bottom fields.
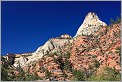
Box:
left=1, top=1, right=121, bottom=55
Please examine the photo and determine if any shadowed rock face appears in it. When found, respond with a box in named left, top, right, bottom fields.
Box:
left=74, top=12, right=107, bottom=37
left=6, top=54, right=15, bottom=65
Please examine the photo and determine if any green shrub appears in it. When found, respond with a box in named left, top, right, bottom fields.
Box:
left=89, top=67, right=121, bottom=81
left=92, top=60, right=100, bottom=68
left=110, top=17, right=121, bottom=26
left=63, top=72, right=68, bottom=78
left=72, top=69, right=85, bottom=81
left=1, top=64, right=11, bottom=81
left=110, top=18, right=115, bottom=25
left=65, top=60, right=72, bottom=70
left=45, top=69, right=51, bottom=78
left=116, top=16, right=121, bottom=23
left=24, top=73, right=42, bottom=81
left=1, top=59, right=42, bottom=81
left=15, top=65, right=42, bottom=81
left=63, top=51, right=71, bottom=59
left=1, top=57, right=15, bottom=81
left=115, top=47, right=121, bottom=56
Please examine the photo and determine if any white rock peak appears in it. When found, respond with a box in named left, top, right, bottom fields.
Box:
left=74, top=12, right=107, bottom=37
left=14, top=34, right=72, bottom=67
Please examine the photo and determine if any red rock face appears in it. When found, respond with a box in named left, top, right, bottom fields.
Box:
left=70, top=23, right=121, bottom=72
left=23, top=56, right=64, bottom=80
left=4, top=23, right=120, bottom=81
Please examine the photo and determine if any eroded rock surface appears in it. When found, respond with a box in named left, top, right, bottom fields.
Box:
left=75, top=12, right=107, bottom=37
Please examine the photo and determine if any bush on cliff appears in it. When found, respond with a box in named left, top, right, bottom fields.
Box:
left=1, top=57, right=15, bottom=81
left=89, top=67, right=121, bottom=81
left=72, top=69, right=85, bottom=81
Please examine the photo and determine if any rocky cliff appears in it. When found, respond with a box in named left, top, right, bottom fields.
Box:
left=12, top=34, right=73, bottom=67
left=70, top=23, right=121, bottom=71
left=2, top=12, right=121, bottom=81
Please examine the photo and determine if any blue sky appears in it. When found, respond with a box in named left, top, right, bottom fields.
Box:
left=1, top=1, right=121, bottom=55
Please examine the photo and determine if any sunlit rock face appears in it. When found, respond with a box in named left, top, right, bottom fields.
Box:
left=70, top=23, right=121, bottom=72
left=12, top=34, right=72, bottom=67
left=74, top=12, right=107, bottom=37
left=14, top=56, right=28, bottom=67
left=60, top=34, right=72, bottom=39
left=3, top=12, right=121, bottom=81
left=24, top=34, right=72, bottom=66
left=13, top=53, right=33, bottom=67
left=11, top=12, right=107, bottom=67
left=11, top=12, right=108, bottom=68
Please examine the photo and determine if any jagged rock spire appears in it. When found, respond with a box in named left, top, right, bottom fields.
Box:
left=74, top=12, right=107, bottom=37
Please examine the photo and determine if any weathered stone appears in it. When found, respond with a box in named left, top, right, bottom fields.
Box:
left=75, top=12, right=107, bottom=37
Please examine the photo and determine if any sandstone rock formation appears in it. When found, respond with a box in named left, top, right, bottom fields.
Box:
left=2, top=12, right=121, bottom=81
left=12, top=52, right=34, bottom=67
left=74, top=12, right=107, bottom=37
left=14, top=56, right=28, bottom=67
left=14, top=34, right=72, bottom=67
left=60, top=34, right=72, bottom=39
left=70, top=23, right=121, bottom=72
